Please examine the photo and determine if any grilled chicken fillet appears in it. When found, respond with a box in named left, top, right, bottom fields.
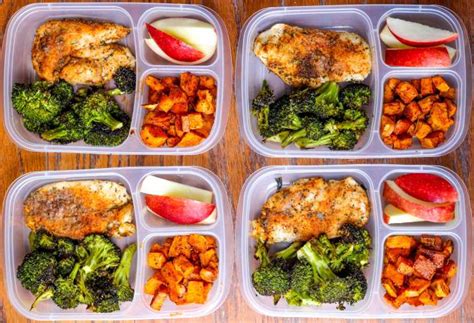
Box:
left=252, top=177, right=370, bottom=243
left=24, top=180, right=135, bottom=240
left=254, top=24, right=372, bottom=88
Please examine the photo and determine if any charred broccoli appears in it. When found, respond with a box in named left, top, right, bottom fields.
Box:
left=17, top=251, right=57, bottom=295
left=113, top=67, right=136, bottom=94
left=339, top=83, right=371, bottom=110
left=112, top=243, right=137, bottom=302
left=51, top=81, right=74, bottom=108
left=30, top=230, right=57, bottom=251
left=84, top=106, right=130, bottom=147
left=57, top=257, right=76, bottom=277
left=40, top=111, right=85, bottom=143
left=87, top=271, right=120, bottom=313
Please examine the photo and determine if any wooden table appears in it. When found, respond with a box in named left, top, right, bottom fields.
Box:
left=0, top=0, right=472, bottom=322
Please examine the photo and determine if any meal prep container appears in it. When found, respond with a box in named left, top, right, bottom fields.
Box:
left=3, top=166, right=233, bottom=320
left=2, top=3, right=232, bottom=155
left=236, top=5, right=472, bottom=158
left=237, top=165, right=471, bottom=319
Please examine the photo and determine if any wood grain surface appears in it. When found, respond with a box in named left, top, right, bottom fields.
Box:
left=0, top=0, right=472, bottom=322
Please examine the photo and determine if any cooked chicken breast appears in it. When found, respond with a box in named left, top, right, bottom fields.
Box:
left=254, top=24, right=372, bottom=88
left=24, top=180, right=135, bottom=240
left=32, top=19, right=131, bottom=82
left=252, top=177, right=370, bottom=244
left=60, top=44, right=136, bottom=85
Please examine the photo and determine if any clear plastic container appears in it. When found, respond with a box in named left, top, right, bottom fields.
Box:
left=3, top=166, right=233, bottom=320
left=236, top=5, right=472, bottom=158
left=2, top=3, right=231, bottom=155
left=236, top=165, right=471, bottom=318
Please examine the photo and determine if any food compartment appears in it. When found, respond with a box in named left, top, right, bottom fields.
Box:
left=3, top=4, right=137, bottom=152
left=139, top=233, right=224, bottom=316
left=377, top=8, right=463, bottom=68
left=238, top=166, right=380, bottom=316
left=3, top=171, right=139, bottom=319
left=378, top=168, right=463, bottom=230
left=378, top=233, right=464, bottom=315
left=137, top=170, right=221, bottom=231
left=238, top=7, right=377, bottom=157
left=137, top=6, right=220, bottom=67
left=376, top=70, right=464, bottom=155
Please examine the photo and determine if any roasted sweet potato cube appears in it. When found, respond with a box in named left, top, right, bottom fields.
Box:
left=145, top=275, right=165, bottom=295
left=194, top=114, right=215, bottom=138
left=383, top=293, right=398, bottom=308
left=386, top=247, right=411, bottom=263
left=150, top=291, right=168, bottom=311
left=200, top=267, right=218, bottom=283
left=418, top=95, right=439, bottom=115
left=141, top=125, right=168, bottom=147
left=406, top=296, right=423, bottom=307
left=195, top=89, right=215, bottom=115
left=428, top=102, right=454, bottom=132
left=200, top=249, right=217, bottom=267
left=420, top=130, right=445, bottom=149
left=404, top=102, right=422, bottom=122
left=175, top=117, right=184, bottom=137
left=383, top=101, right=405, bottom=115
left=199, top=75, right=216, bottom=90
left=148, top=252, right=167, bottom=269
left=383, top=264, right=405, bottom=287
left=169, top=283, right=187, bottom=304
left=431, top=279, right=450, bottom=298
left=384, top=83, right=396, bottom=103
left=432, top=75, right=450, bottom=92
left=420, top=77, right=435, bottom=96
left=393, top=292, right=408, bottom=308
left=419, top=289, right=438, bottom=306
left=418, top=247, right=447, bottom=269
left=413, top=255, right=437, bottom=280
left=381, top=115, right=395, bottom=137
left=166, top=136, right=180, bottom=147
left=382, top=133, right=398, bottom=147
left=443, top=239, right=454, bottom=256
left=173, top=255, right=195, bottom=278
left=382, top=278, right=398, bottom=298
left=189, top=234, right=210, bottom=252
left=161, top=261, right=184, bottom=284
left=406, top=277, right=431, bottom=296
left=441, top=260, right=457, bottom=279
left=181, top=115, right=191, bottom=133
left=150, top=242, right=162, bottom=252
left=146, top=75, right=166, bottom=93
left=203, top=283, right=213, bottom=301
left=396, top=257, right=414, bottom=276
left=445, top=99, right=457, bottom=118
left=177, top=132, right=205, bottom=147
left=386, top=236, right=417, bottom=250
left=410, top=79, right=421, bottom=93
left=143, top=111, right=173, bottom=129
left=171, top=102, right=188, bottom=114
left=393, top=133, right=412, bottom=149
left=440, top=87, right=456, bottom=100
left=395, top=81, right=419, bottom=104
left=393, top=118, right=412, bottom=135
left=184, top=112, right=204, bottom=130
left=169, top=87, right=188, bottom=105
left=180, top=72, right=200, bottom=97
left=157, top=94, right=175, bottom=113
left=185, top=281, right=206, bottom=304
left=169, top=236, right=191, bottom=258
left=414, top=121, right=432, bottom=140
left=149, top=89, right=161, bottom=104
left=162, top=76, right=178, bottom=87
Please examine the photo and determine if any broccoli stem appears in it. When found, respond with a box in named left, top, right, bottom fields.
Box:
left=254, top=240, right=271, bottom=266
left=30, top=288, right=54, bottom=311
left=297, top=242, right=337, bottom=283
left=99, top=114, right=123, bottom=131
left=107, top=88, right=124, bottom=97
left=41, top=128, right=69, bottom=141
left=273, top=241, right=304, bottom=259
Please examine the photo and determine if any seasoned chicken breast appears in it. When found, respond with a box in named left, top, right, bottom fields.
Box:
left=32, top=19, right=132, bottom=82
left=252, top=177, right=370, bottom=244
left=24, top=180, right=135, bottom=240
left=60, top=44, right=136, bottom=85
left=254, top=24, right=372, bottom=88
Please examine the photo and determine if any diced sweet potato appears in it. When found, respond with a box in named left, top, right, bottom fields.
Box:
left=411, top=79, right=421, bottom=93
left=382, top=278, right=398, bottom=298
left=166, top=136, right=180, bottom=147
left=161, top=261, right=184, bottom=284
left=383, top=101, right=405, bottom=115
left=383, top=264, right=405, bottom=287
left=157, top=94, right=175, bottom=113
left=414, top=121, right=432, bottom=140
left=386, top=248, right=411, bottom=263
left=413, top=255, right=437, bottom=280
left=185, top=281, right=206, bottom=304
left=386, top=236, right=417, bottom=250
left=187, top=112, right=204, bottom=130
left=383, top=293, right=398, bottom=308
left=189, top=234, right=210, bottom=252
left=180, top=72, right=200, bottom=97
left=431, top=279, right=450, bottom=298
left=445, top=99, right=457, bottom=118
left=420, top=131, right=445, bottom=149
left=432, top=75, right=450, bottom=92
left=149, top=90, right=160, bottom=103
left=418, top=95, right=439, bottom=116
left=395, top=81, right=419, bottom=104
left=194, top=114, right=215, bottom=138
left=141, top=125, right=168, bottom=147
left=393, top=292, right=408, bottom=308
left=173, top=255, right=195, bottom=278
left=403, top=101, right=422, bottom=122
left=169, top=283, right=187, bottom=304
left=162, top=76, right=179, bottom=87
left=171, top=102, right=189, bottom=114
left=406, top=296, right=424, bottom=307
left=393, top=118, right=412, bottom=135
left=200, top=249, right=217, bottom=267
left=406, top=277, right=430, bottom=296
left=427, top=102, right=454, bottom=132
left=145, top=275, right=164, bottom=295
left=169, top=236, right=191, bottom=258
left=148, top=252, right=167, bottom=269
left=418, top=247, right=447, bottom=269
left=200, top=267, right=218, bottom=283
left=199, top=75, right=216, bottom=90
left=440, top=87, right=455, bottom=100
left=143, top=111, right=173, bottom=129
left=150, top=243, right=162, bottom=252
left=440, top=260, right=457, bottom=279
left=443, top=240, right=454, bottom=256
left=168, top=87, right=188, bottom=105
left=419, top=289, right=438, bottom=306
left=381, top=115, right=395, bottom=137
left=420, top=77, right=435, bottom=96
left=382, top=133, right=398, bottom=147
left=177, top=132, right=205, bottom=147
left=393, top=133, right=413, bottom=150
left=146, top=75, right=166, bottom=93
left=195, top=89, right=215, bottom=115
left=396, top=257, right=414, bottom=276
left=150, top=291, right=168, bottom=311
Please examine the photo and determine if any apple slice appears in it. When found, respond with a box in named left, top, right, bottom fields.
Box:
left=380, top=25, right=412, bottom=49
left=384, top=204, right=425, bottom=224
left=145, top=194, right=216, bottom=225
left=140, top=175, right=213, bottom=203
left=385, top=47, right=451, bottom=67
left=386, top=17, right=458, bottom=47
left=383, top=180, right=455, bottom=223
left=394, top=173, right=458, bottom=203
left=146, top=23, right=205, bottom=62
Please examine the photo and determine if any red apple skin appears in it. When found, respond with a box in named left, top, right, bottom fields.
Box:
left=145, top=194, right=215, bottom=225
left=387, top=18, right=458, bottom=47
left=385, top=47, right=451, bottom=67
left=383, top=181, right=455, bottom=223
left=395, top=173, right=458, bottom=203
left=146, top=23, right=204, bottom=62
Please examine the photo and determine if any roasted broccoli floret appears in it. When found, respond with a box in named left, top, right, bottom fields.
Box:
left=12, top=82, right=62, bottom=125
left=113, top=67, right=136, bottom=94
left=112, top=243, right=137, bottom=302
left=331, top=224, right=372, bottom=270
left=31, top=230, right=57, bottom=251
left=51, top=81, right=75, bottom=108
left=84, top=106, right=130, bottom=147
left=311, top=82, right=344, bottom=120
left=329, top=130, right=358, bottom=150
left=339, top=83, right=371, bottom=110
left=41, top=111, right=85, bottom=143
left=16, top=251, right=57, bottom=295
left=252, top=81, right=275, bottom=138
left=23, top=118, right=52, bottom=134
left=281, top=116, right=325, bottom=147
left=266, top=131, right=290, bottom=144
left=57, top=257, right=76, bottom=277
left=267, top=95, right=302, bottom=133
left=324, top=110, right=368, bottom=134
left=87, top=271, right=120, bottom=313
left=56, top=237, right=76, bottom=258
left=52, top=263, right=81, bottom=309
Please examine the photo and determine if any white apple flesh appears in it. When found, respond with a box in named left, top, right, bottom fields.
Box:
left=386, top=17, right=458, bottom=47
left=384, top=204, right=425, bottom=224
left=140, top=175, right=213, bottom=203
